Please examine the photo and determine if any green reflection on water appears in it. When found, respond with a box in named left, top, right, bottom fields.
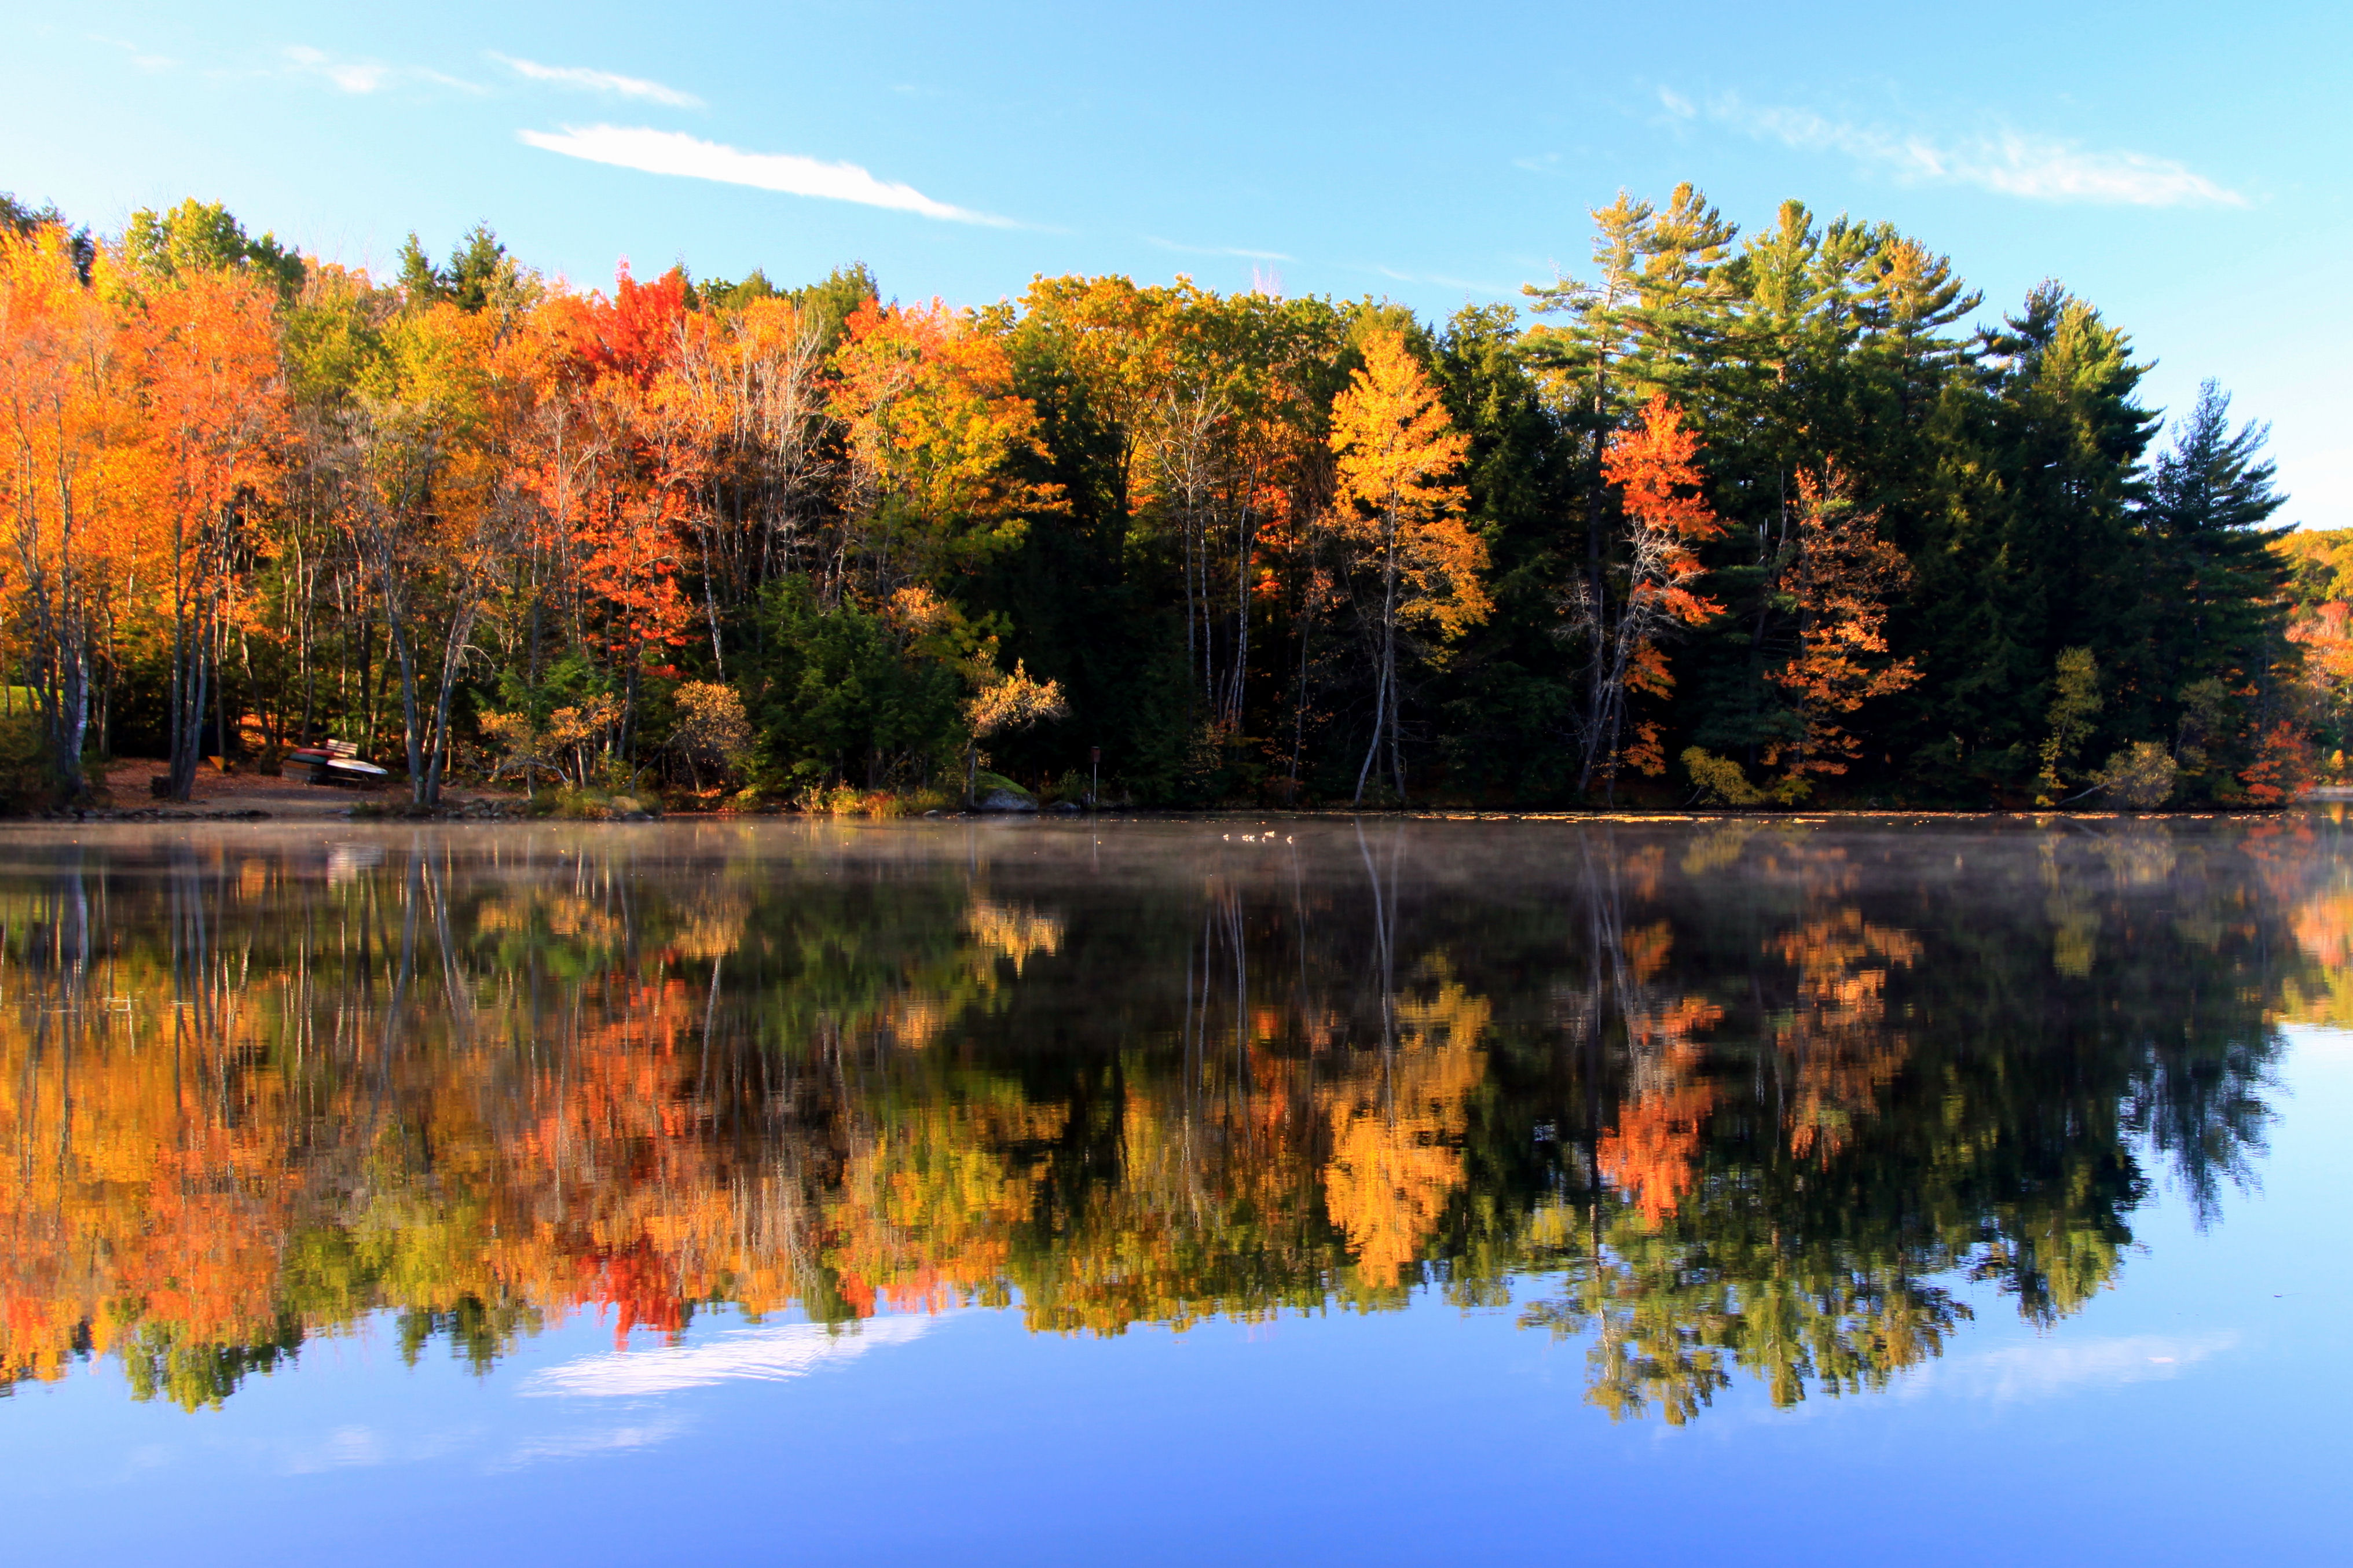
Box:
left=0, top=814, right=2329, bottom=1422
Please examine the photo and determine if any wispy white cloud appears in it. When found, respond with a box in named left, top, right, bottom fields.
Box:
left=87, top=35, right=176, bottom=72
left=284, top=45, right=481, bottom=96
left=285, top=44, right=386, bottom=93
left=1148, top=236, right=1293, bottom=262
left=517, top=124, right=1012, bottom=226
left=489, top=52, right=701, bottom=109
left=1676, top=89, right=2244, bottom=209
left=523, top=1317, right=929, bottom=1398
left=1369, top=264, right=1517, bottom=298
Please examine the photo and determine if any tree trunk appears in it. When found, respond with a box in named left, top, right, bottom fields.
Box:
left=1290, top=567, right=1314, bottom=804
left=1383, top=513, right=1402, bottom=806
left=57, top=640, right=88, bottom=802
left=1577, top=399, right=1612, bottom=798
left=165, top=516, right=204, bottom=801
left=420, top=608, right=480, bottom=810
left=167, top=608, right=200, bottom=801
left=1354, top=511, right=1402, bottom=807
left=391, top=618, right=427, bottom=808
left=212, top=611, right=230, bottom=772
left=1353, top=659, right=1386, bottom=807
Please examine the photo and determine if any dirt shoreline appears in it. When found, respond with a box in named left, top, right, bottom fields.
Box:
left=0, top=759, right=2307, bottom=824
left=75, top=759, right=527, bottom=820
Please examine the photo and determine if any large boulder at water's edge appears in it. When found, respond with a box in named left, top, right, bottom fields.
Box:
left=977, top=788, right=1038, bottom=813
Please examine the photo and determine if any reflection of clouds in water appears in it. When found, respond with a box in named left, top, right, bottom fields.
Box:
left=287, top=1424, right=382, bottom=1472
left=271, top=1411, right=681, bottom=1477
left=281, top=1420, right=485, bottom=1475
left=1904, top=1332, right=2235, bottom=1402
left=491, top=1414, right=690, bottom=1472
left=266, top=1316, right=918, bottom=1477
left=523, top=1317, right=930, bottom=1398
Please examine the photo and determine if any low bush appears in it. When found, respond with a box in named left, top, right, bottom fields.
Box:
left=0, top=716, right=63, bottom=813
left=547, top=787, right=661, bottom=820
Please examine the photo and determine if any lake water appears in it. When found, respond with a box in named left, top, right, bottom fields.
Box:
left=1, top=813, right=2347, bottom=1565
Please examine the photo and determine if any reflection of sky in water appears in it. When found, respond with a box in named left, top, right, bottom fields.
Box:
left=0, top=824, right=2346, bottom=1564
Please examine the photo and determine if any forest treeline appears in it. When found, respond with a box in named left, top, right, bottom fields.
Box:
left=0, top=818, right=2319, bottom=1418
left=1, top=185, right=2343, bottom=810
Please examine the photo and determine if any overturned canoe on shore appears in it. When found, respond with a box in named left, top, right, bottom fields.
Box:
left=288, top=746, right=389, bottom=788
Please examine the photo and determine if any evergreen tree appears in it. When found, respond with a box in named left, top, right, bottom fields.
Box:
left=124, top=198, right=303, bottom=296
left=1898, top=285, right=2157, bottom=794
left=395, top=231, right=443, bottom=303
left=1431, top=302, right=1578, bottom=799
left=2143, top=380, right=2291, bottom=699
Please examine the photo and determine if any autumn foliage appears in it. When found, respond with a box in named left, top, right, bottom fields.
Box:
left=1328, top=329, right=1485, bottom=802
left=1571, top=394, right=1725, bottom=787
left=0, top=188, right=2322, bottom=812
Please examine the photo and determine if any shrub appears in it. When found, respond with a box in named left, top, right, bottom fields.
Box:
left=667, top=681, right=753, bottom=789
left=2095, top=742, right=2180, bottom=809
left=0, top=715, right=60, bottom=813
left=548, top=786, right=661, bottom=820
left=1681, top=747, right=1808, bottom=807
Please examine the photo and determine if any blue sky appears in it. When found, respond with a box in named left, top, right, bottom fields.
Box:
left=10, top=2, right=2348, bottom=523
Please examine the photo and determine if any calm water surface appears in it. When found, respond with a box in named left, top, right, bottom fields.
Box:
left=1, top=814, right=2348, bottom=1565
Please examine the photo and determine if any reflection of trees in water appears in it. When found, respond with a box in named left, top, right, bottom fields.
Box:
left=0, top=817, right=2321, bottom=1418
left=1516, top=818, right=2295, bottom=1421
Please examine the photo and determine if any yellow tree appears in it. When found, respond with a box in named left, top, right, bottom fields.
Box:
left=1019, top=274, right=1178, bottom=515
left=1328, top=329, right=1485, bottom=805
left=342, top=301, right=528, bottom=804
left=961, top=644, right=1067, bottom=806
left=826, top=299, right=1056, bottom=599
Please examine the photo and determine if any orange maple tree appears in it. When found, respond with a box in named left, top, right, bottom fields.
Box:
left=1765, top=464, right=1918, bottom=785
left=1574, top=394, right=1724, bottom=794
left=134, top=264, right=288, bottom=797
left=0, top=226, right=147, bottom=797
